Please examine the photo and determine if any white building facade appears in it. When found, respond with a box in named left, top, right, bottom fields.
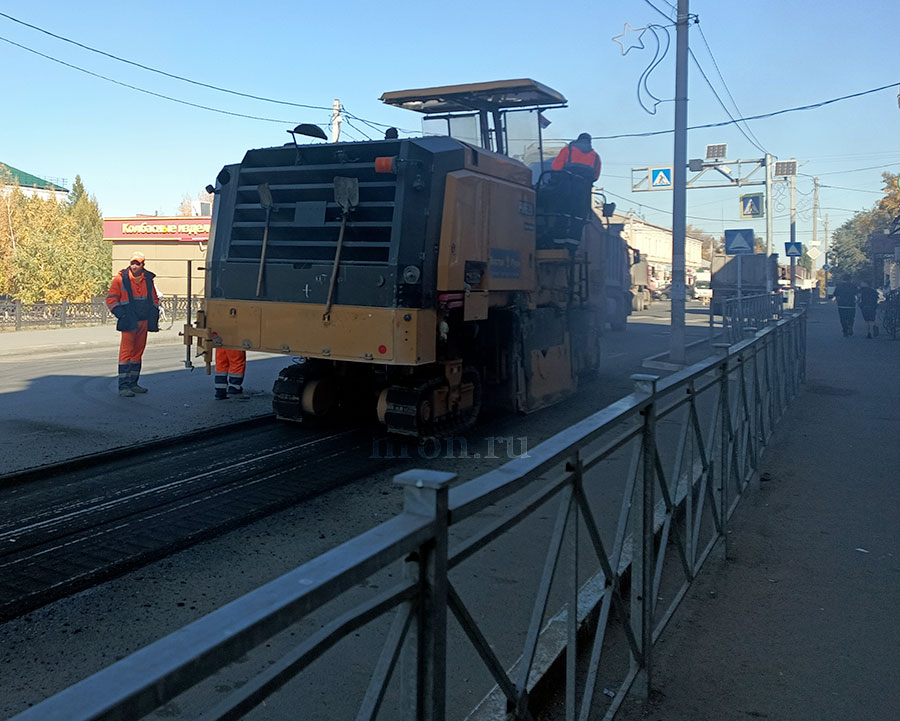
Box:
left=613, top=211, right=706, bottom=283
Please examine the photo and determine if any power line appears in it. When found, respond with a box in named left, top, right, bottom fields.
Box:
left=689, top=48, right=767, bottom=154
left=694, top=23, right=769, bottom=153
left=819, top=184, right=884, bottom=194
left=0, top=35, right=299, bottom=124
left=0, top=11, right=333, bottom=113
left=0, top=11, right=419, bottom=133
left=596, top=81, right=900, bottom=140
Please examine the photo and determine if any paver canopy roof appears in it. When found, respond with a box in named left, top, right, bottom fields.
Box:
left=380, top=79, right=566, bottom=114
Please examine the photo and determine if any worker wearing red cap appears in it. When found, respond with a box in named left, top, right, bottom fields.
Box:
left=214, top=348, right=247, bottom=399
left=105, top=252, right=160, bottom=397
left=551, top=133, right=601, bottom=182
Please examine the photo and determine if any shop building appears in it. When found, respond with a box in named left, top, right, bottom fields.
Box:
left=103, top=216, right=210, bottom=297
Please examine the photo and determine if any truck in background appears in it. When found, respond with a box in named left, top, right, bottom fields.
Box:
left=630, top=257, right=653, bottom=311
left=710, top=253, right=778, bottom=313
left=693, top=268, right=712, bottom=303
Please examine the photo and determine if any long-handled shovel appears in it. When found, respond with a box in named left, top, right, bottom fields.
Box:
left=255, top=183, right=274, bottom=297
left=323, top=176, right=359, bottom=321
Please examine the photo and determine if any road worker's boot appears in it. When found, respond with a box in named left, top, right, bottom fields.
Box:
left=227, top=374, right=244, bottom=397
left=215, top=372, right=228, bottom=400
left=118, top=364, right=135, bottom=397
left=129, top=363, right=149, bottom=393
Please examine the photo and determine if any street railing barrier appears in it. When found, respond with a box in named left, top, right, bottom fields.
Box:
left=9, top=309, right=808, bottom=721
left=716, top=292, right=783, bottom=345
left=0, top=296, right=203, bottom=331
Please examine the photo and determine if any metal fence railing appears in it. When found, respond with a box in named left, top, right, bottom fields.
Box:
left=9, top=309, right=808, bottom=721
left=0, top=296, right=204, bottom=331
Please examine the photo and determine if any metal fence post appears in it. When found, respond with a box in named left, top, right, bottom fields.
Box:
left=394, top=469, right=455, bottom=721
left=712, top=343, right=731, bottom=559
left=629, top=373, right=659, bottom=699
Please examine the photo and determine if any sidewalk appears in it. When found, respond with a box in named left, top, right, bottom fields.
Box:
left=0, top=324, right=289, bottom=476
left=0, top=323, right=184, bottom=357
left=617, top=302, right=900, bottom=721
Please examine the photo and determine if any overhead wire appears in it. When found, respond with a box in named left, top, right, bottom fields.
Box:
left=595, top=82, right=900, bottom=140
left=0, top=11, right=333, bottom=113
left=0, top=10, right=418, bottom=133
left=0, top=34, right=297, bottom=124
left=689, top=49, right=767, bottom=154
left=694, top=23, right=769, bottom=153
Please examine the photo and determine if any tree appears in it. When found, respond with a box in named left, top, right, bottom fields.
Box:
left=686, top=224, right=721, bottom=261
left=831, top=173, right=900, bottom=282
left=0, top=173, right=109, bottom=302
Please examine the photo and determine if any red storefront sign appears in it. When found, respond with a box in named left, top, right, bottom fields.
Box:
left=103, top=216, right=211, bottom=242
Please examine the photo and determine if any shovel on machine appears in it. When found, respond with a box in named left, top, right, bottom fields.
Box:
left=255, top=182, right=275, bottom=297
left=323, top=176, right=359, bottom=321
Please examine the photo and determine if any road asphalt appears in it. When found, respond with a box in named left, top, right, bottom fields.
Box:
left=2, top=305, right=898, bottom=721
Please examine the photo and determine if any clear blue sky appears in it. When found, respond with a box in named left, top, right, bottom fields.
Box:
left=1, top=0, right=897, bottom=264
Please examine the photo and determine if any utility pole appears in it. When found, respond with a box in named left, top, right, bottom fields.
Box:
left=331, top=99, right=343, bottom=143
left=824, top=214, right=830, bottom=293
left=812, top=177, right=819, bottom=248
left=789, top=174, right=797, bottom=289
left=812, top=177, right=819, bottom=297
left=669, top=0, right=689, bottom=365
left=764, top=153, right=774, bottom=292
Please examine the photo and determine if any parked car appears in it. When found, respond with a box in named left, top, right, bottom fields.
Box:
left=694, top=280, right=712, bottom=303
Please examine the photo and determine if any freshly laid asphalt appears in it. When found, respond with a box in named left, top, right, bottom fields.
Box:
left=2, top=304, right=898, bottom=720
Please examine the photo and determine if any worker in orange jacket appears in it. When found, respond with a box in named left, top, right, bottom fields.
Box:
left=214, top=348, right=247, bottom=399
left=551, top=133, right=602, bottom=182
left=105, top=252, right=160, bottom=397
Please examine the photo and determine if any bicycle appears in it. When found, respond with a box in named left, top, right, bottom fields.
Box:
left=157, top=294, right=175, bottom=330
left=881, top=290, right=900, bottom=340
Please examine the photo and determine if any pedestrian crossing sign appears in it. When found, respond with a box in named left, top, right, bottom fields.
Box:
left=785, top=242, right=802, bottom=257
left=740, top=193, right=764, bottom=218
left=650, top=167, right=672, bottom=188
left=724, top=228, right=755, bottom=255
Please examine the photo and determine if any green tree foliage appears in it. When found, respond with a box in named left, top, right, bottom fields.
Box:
left=0, top=173, right=110, bottom=302
left=831, top=172, right=900, bottom=281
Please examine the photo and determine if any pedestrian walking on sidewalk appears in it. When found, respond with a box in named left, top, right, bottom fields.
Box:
left=214, top=348, right=247, bottom=399
left=831, top=274, right=858, bottom=337
left=105, top=252, right=160, bottom=397
left=858, top=280, right=879, bottom=338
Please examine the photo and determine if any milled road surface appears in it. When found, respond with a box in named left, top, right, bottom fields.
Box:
left=0, top=302, right=721, bottom=720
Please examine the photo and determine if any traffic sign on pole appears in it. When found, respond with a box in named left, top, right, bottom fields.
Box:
left=724, top=228, right=755, bottom=255
left=739, top=193, right=764, bottom=218
left=650, top=167, right=673, bottom=188
left=785, top=241, right=802, bottom=257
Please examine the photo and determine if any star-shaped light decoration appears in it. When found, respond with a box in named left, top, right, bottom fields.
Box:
left=612, top=23, right=647, bottom=55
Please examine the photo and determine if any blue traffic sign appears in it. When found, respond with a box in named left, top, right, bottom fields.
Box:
left=650, top=167, right=672, bottom=188
left=724, top=229, right=755, bottom=255
left=740, top=193, right=763, bottom=218
left=822, top=263, right=831, bottom=271
left=785, top=242, right=802, bottom=257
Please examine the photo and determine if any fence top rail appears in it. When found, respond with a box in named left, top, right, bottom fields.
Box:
left=449, top=393, right=647, bottom=522
left=451, top=307, right=805, bottom=524
left=10, top=512, right=433, bottom=721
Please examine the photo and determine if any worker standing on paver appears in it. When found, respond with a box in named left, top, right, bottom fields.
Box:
left=551, top=132, right=602, bottom=182
left=214, top=348, right=247, bottom=399
left=105, top=252, right=160, bottom=397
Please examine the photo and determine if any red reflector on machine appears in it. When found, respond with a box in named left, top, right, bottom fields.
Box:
left=375, top=156, right=396, bottom=174
left=378, top=345, right=388, bottom=355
